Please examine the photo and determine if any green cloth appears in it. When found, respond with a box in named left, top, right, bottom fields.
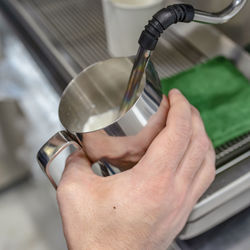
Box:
left=161, top=56, right=250, bottom=148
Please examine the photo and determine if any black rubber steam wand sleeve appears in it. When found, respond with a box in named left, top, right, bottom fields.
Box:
left=138, top=4, right=195, bottom=51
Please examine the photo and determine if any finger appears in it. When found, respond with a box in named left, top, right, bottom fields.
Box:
left=60, top=150, right=97, bottom=185
left=189, top=146, right=216, bottom=205
left=134, top=95, right=169, bottom=149
left=56, top=151, right=98, bottom=218
left=83, top=130, right=116, bottom=162
left=143, top=95, right=169, bottom=131
left=176, top=107, right=211, bottom=183
left=137, top=89, right=193, bottom=174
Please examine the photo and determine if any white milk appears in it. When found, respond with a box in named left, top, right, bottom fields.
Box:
left=83, top=108, right=119, bottom=132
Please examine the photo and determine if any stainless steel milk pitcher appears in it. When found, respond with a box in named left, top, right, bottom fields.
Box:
left=37, top=57, right=162, bottom=187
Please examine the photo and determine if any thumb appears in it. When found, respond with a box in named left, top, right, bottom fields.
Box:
left=59, top=150, right=97, bottom=187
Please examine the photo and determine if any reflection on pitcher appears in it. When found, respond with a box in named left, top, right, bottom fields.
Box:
left=81, top=96, right=169, bottom=171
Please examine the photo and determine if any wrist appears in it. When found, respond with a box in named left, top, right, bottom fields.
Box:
left=72, top=230, right=149, bottom=250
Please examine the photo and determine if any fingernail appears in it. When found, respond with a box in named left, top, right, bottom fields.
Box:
left=161, top=94, right=167, bottom=101
left=169, top=88, right=181, bottom=95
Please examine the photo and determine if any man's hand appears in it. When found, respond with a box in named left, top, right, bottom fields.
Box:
left=57, top=89, right=216, bottom=250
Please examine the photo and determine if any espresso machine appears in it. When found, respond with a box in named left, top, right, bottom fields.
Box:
left=1, top=0, right=250, bottom=246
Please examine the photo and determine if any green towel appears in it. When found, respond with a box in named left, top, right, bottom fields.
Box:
left=161, top=56, right=250, bottom=148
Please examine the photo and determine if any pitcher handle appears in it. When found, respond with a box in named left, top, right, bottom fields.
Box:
left=37, top=131, right=81, bottom=189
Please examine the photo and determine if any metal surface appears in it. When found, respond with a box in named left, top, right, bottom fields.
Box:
left=194, top=0, right=247, bottom=24
left=37, top=131, right=81, bottom=188
left=181, top=0, right=250, bottom=47
left=180, top=152, right=250, bottom=239
left=179, top=205, right=250, bottom=250
left=182, top=188, right=250, bottom=239
left=216, top=132, right=250, bottom=167
left=37, top=57, right=161, bottom=186
left=3, top=0, right=250, bottom=240
left=121, top=48, right=151, bottom=112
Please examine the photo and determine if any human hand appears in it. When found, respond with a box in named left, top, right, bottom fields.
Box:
left=82, top=96, right=169, bottom=171
left=57, top=89, right=215, bottom=250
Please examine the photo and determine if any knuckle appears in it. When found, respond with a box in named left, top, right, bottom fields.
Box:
left=210, top=149, right=216, bottom=165
left=56, top=184, right=65, bottom=202
left=57, top=181, right=81, bottom=201
left=181, top=119, right=192, bottom=135
left=192, top=107, right=205, bottom=132
left=173, top=183, right=188, bottom=209
left=178, top=99, right=191, bottom=115
left=56, top=185, right=65, bottom=202
left=191, top=106, right=201, bottom=117
left=145, top=176, right=173, bottom=201
left=65, top=151, right=80, bottom=166
left=199, top=136, right=211, bottom=152
left=175, top=118, right=192, bottom=139
left=191, top=108, right=210, bottom=143
left=65, top=154, right=75, bottom=166
left=203, top=164, right=216, bottom=189
left=130, top=142, right=147, bottom=160
left=191, top=134, right=210, bottom=156
left=208, top=164, right=216, bottom=182
left=211, top=146, right=216, bottom=158
left=169, top=98, right=193, bottom=140
left=170, top=90, right=189, bottom=106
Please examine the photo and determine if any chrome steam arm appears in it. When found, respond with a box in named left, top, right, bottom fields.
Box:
left=138, top=0, right=246, bottom=51
left=194, top=0, right=247, bottom=24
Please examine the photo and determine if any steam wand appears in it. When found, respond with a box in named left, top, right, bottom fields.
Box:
left=120, top=0, right=246, bottom=112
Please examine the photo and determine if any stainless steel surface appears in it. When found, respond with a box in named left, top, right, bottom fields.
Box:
left=180, top=205, right=250, bottom=250
left=216, top=0, right=250, bottom=46
left=172, top=0, right=250, bottom=47
left=194, top=0, right=247, bottom=24
left=181, top=186, right=250, bottom=240
left=181, top=152, right=250, bottom=239
left=7, top=0, right=250, bottom=239
left=37, top=131, right=81, bottom=188
left=121, top=48, right=151, bottom=112
left=216, top=132, right=250, bottom=164
left=37, top=57, right=161, bottom=186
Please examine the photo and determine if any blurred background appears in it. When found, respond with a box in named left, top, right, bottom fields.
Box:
left=0, top=0, right=250, bottom=249
left=0, top=11, right=66, bottom=250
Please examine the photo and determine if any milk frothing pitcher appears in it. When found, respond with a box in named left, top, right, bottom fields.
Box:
left=37, top=57, right=162, bottom=188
